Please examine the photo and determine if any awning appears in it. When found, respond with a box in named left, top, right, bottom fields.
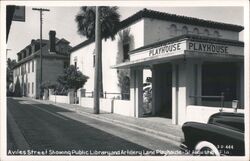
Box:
left=111, top=54, right=184, bottom=69
left=112, top=35, right=244, bottom=69
left=111, top=51, right=243, bottom=69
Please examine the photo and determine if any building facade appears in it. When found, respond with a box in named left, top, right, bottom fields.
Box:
left=71, top=9, right=244, bottom=125
left=12, top=30, right=72, bottom=98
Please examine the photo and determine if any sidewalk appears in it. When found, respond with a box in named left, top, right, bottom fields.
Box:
left=33, top=99, right=184, bottom=147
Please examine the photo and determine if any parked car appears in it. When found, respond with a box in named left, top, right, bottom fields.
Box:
left=181, top=112, right=244, bottom=156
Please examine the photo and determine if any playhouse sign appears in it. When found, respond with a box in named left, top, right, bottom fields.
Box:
left=129, top=39, right=239, bottom=62
left=149, top=42, right=182, bottom=57
left=188, top=42, right=229, bottom=54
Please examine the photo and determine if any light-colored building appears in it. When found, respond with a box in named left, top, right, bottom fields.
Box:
left=71, top=9, right=244, bottom=125
left=12, top=30, right=72, bottom=98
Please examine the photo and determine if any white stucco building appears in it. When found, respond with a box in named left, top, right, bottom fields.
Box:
left=70, top=9, right=244, bottom=125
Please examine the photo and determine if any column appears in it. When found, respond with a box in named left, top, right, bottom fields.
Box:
left=68, top=89, right=75, bottom=104
left=172, top=63, right=178, bottom=124
left=130, top=69, right=136, bottom=117
left=178, top=61, right=188, bottom=125
left=237, top=63, right=244, bottom=108
left=130, top=68, right=143, bottom=118
left=49, top=89, right=54, bottom=101
left=152, top=66, right=157, bottom=116
left=186, top=60, right=202, bottom=106
left=196, top=62, right=202, bottom=106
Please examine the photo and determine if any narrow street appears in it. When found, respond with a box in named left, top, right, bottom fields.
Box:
left=7, top=97, right=180, bottom=156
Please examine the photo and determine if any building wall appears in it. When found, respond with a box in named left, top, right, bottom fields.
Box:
left=35, top=57, right=69, bottom=98
left=70, top=19, right=145, bottom=95
left=13, top=47, right=70, bottom=98
left=71, top=15, right=243, bottom=124
left=26, top=59, right=37, bottom=98
left=71, top=43, right=95, bottom=93
left=143, top=18, right=239, bottom=45
left=186, top=105, right=244, bottom=123
left=41, top=57, right=67, bottom=84
left=171, top=59, right=244, bottom=125
left=13, top=59, right=37, bottom=98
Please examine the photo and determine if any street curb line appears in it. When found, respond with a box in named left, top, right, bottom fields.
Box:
left=76, top=110, right=182, bottom=147
left=7, top=108, right=30, bottom=150
left=32, top=99, right=183, bottom=146
left=77, top=109, right=183, bottom=142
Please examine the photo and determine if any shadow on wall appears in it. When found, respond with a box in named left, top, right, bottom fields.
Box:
left=116, top=28, right=135, bottom=100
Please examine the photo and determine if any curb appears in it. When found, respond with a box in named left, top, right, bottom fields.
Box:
left=32, top=99, right=183, bottom=147
left=76, top=110, right=183, bottom=147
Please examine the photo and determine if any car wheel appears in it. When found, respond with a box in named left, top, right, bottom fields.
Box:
left=194, top=141, right=220, bottom=156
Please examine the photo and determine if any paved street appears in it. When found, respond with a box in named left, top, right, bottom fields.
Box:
left=7, top=97, right=180, bottom=156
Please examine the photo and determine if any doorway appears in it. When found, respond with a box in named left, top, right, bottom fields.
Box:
left=153, top=63, right=172, bottom=118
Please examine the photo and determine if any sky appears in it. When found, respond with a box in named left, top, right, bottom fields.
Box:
left=6, top=6, right=244, bottom=60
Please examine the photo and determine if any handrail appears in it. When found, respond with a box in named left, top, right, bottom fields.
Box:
left=84, top=91, right=130, bottom=100
left=189, top=95, right=223, bottom=99
left=189, top=92, right=224, bottom=107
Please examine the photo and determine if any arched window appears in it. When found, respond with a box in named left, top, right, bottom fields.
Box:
left=35, top=43, right=40, bottom=52
left=28, top=47, right=32, bottom=55
left=170, top=24, right=177, bottom=36
left=204, top=29, right=209, bottom=36
left=214, top=31, right=220, bottom=38
left=182, top=26, right=188, bottom=35
left=123, top=43, right=130, bottom=62
left=193, top=28, right=199, bottom=35
left=122, top=76, right=130, bottom=100
left=23, top=50, right=26, bottom=59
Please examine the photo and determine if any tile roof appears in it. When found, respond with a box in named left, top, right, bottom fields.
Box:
left=71, top=8, right=244, bottom=53
left=129, top=34, right=244, bottom=55
left=119, top=8, right=244, bottom=32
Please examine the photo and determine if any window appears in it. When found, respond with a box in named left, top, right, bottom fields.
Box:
left=28, top=47, right=32, bottom=55
left=204, top=29, right=209, bottom=36
left=121, top=76, right=130, bottom=100
left=32, top=60, right=34, bottom=72
left=28, top=83, right=30, bottom=94
left=23, top=50, right=26, bottom=58
left=32, top=82, right=34, bottom=94
left=123, top=43, right=130, bottom=62
left=214, top=31, right=220, bottom=38
left=18, top=54, right=21, bottom=61
left=74, top=56, right=78, bottom=68
left=21, top=65, right=23, bottom=74
left=28, top=62, right=30, bottom=73
left=64, top=61, right=69, bottom=69
left=182, top=26, right=188, bottom=35
left=170, top=24, right=177, bottom=36
left=202, top=63, right=237, bottom=108
left=35, top=43, right=40, bottom=52
left=193, top=28, right=199, bottom=35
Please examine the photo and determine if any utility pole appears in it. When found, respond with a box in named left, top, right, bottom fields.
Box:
left=94, top=6, right=101, bottom=114
left=32, top=8, right=50, bottom=99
